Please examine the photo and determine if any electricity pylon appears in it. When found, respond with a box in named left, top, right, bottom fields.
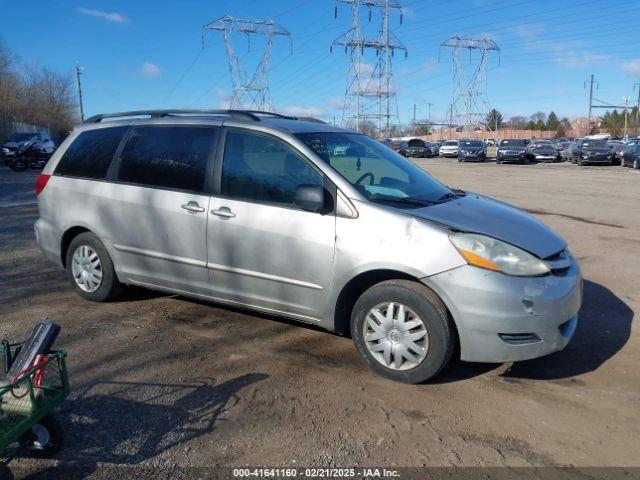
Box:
left=203, top=15, right=291, bottom=111
left=440, top=36, right=500, bottom=132
left=332, top=1, right=407, bottom=136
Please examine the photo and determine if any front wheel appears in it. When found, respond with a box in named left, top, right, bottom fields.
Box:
left=66, top=232, right=124, bottom=302
left=8, top=157, right=27, bottom=172
left=351, top=280, right=455, bottom=384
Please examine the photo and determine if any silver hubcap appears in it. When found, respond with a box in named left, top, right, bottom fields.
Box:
left=363, top=302, right=429, bottom=371
left=71, top=245, right=103, bottom=292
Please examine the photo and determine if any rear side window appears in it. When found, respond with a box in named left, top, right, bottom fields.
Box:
left=117, top=126, right=216, bottom=192
left=55, top=126, right=127, bottom=179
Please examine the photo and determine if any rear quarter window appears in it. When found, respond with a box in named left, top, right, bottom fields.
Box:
left=55, top=126, right=128, bottom=179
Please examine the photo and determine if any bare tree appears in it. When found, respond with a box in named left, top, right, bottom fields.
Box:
left=0, top=37, right=78, bottom=141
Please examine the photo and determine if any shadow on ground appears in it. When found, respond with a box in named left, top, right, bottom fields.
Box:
left=502, top=280, right=632, bottom=380
left=17, top=374, right=267, bottom=479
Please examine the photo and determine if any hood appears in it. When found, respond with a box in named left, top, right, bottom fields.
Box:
left=3, top=141, right=22, bottom=148
left=533, top=145, right=556, bottom=153
left=498, top=146, right=525, bottom=151
left=583, top=147, right=610, bottom=153
left=407, top=193, right=566, bottom=259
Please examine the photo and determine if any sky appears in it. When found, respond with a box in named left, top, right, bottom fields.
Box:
left=3, top=0, right=640, bottom=125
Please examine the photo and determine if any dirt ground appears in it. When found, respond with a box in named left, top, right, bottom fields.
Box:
left=0, top=159, right=638, bottom=477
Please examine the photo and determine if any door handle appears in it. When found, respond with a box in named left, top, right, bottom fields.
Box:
left=181, top=201, right=205, bottom=213
left=211, top=207, right=236, bottom=218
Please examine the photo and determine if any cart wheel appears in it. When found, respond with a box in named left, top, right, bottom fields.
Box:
left=0, top=464, right=14, bottom=480
left=19, top=414, right=63, bottom=457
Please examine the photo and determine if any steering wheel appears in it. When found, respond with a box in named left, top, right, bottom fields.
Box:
left=355, top=172, right=374, bottom=185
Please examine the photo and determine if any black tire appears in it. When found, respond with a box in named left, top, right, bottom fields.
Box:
left=66, top=232, right=124, bottom=302
left=8, top=158, right=27, bottom=172
left=18, top=414, right=63, bottom=457
left=350, top=280, right=456, bottom=384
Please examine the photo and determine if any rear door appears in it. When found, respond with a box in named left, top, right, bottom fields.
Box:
left=104, top=125, right=219, bottom=296
left=205, top=129, right=336, bottom=321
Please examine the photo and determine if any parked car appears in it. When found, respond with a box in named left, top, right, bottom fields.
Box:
left=526, top=140, right=559, bottom=162
left=426, top=142, right=439, bottom=156
left=391, top=140, right=408, bottom=157
left=406, top=138, right=432, bottom=158
left=439, top=140, right=459, bottom=158
left=621, top=144, right=640, bottom=169
left=557, top=142, right=574, bottom=161
left=569, top=139, right=613, bottom=166
left=496, top=139, right=528, bottom=164
left=35, top=109, right=582, bottom=384
left=2, top=131, right=55, bottom=165
left=607, top=140, right=625, bottom=166
left=457, top=139, right=486, bottom=162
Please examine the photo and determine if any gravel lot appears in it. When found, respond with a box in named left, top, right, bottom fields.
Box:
left=1, top=159, right=638, bottom=477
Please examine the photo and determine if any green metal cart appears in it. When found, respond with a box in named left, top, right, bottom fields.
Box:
left=0, top=348, right=69, bottom=467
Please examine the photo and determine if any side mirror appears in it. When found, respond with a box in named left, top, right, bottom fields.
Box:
left=294, top=184, right=325, bottom=213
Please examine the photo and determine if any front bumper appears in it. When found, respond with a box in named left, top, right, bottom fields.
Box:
left=581, top=156, right=611, bottom=164
left=425, top=262, right=582, bottom=363
left=534, top=154, right=557, bottom=161
left=440, top=150, right=458, bottom=157
left=497, top=153, right=526, bottom=163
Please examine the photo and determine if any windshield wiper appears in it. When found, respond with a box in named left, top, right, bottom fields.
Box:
left=436, top=189, right=466, bottom=202
left=369, top=195, right=432, bottom=207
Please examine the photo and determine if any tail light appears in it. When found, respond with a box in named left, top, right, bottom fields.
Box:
left=36, top=174, right=51, bottom=196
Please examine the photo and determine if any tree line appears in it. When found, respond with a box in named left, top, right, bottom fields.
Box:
left=0, top=38, right=78, bottom=142
left=486, top=109, right=572, bottom=136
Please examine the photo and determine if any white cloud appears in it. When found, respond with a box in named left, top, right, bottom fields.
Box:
left=621, top=59, right=640, bottom=77
left=325, top=97, right=344, bottom=109
left=78, top=7, right=127, bottom=24
left=553, top=52, right=611, bottom=69
left=512, top=24, right=544, bottom=40
left=138, top=62, right=161, bottom=78
left=214, top=89, right=232, bottom=108
left=279, top=105, right=323, bottom=117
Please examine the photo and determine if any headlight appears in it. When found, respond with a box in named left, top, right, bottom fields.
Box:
left=450, top=233, right=550, bottom=276
left=2, top=148, right=8, bottom=154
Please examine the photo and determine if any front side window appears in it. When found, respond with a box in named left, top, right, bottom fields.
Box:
left=55, top=126, right=128, bottom=179
left=221, top=131, right=323, bottom=207
left=297, top=132, right=451, bottom=205
left=117, top=126, right=216, bottom=192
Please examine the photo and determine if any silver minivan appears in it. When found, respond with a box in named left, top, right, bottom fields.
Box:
left=35, top=110, right=582, bottom=383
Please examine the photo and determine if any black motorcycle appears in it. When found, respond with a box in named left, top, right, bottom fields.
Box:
left=7, top=143, right=53, bottom=172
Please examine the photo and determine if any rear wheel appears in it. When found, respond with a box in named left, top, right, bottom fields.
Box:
left=351, top=280, right=455, bottom=384
left=66, top=232, right=124, bottom=302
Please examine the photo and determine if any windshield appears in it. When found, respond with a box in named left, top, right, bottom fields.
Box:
left=442, top=141, right=457, bottom=146
left=461, top=140, right=483, bottom=147
left=580, top=141, right=607, bottom=148
left=8, top=132, right=36, bottom=142
left=499, top=140, right=525, bottom=147
left=297, top=132, right=451, bottom=204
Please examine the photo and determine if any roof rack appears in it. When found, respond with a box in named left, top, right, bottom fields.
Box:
left=83, top=109, right=301, bottom=124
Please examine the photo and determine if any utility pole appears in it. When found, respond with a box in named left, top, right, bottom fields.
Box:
left=411, top=103, right=417, bottom=128
left=634, top=82, right=640, bottom=134
left=426, top=102, right=434, bottom=122
left=75, top=64, right=84, bottom=122
left=623, top=96, right=630, bottom=140
left=585, top=74, right=596, bottom=135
